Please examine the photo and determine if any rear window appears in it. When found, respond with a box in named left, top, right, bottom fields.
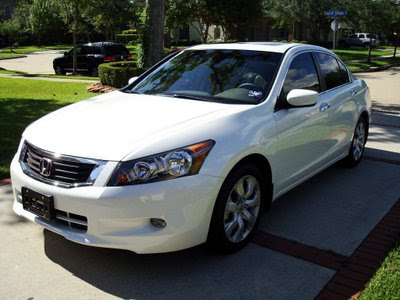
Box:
left=104, top=45, right=129, bottom=55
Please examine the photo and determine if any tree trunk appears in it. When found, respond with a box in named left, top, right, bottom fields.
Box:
left=367, top=45, right=372, bottom=63
left=202, top=23, right=210, bottom=44
left=394, top=35, right=398, bottom=58
left=144, top=0, right=165, bottom=69
left=72, top=0, right=78, bottom=75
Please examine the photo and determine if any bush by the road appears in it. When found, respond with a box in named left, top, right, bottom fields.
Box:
left=98, top=61, right=144, bottom=88
left=115, top=33, right=138, bottom=45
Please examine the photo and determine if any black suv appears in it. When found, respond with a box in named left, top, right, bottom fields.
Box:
left=53, top=42, right=131, bottom=76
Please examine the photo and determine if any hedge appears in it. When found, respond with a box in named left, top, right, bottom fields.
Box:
left=115, top=33, right=138, bottom=45
left=98, top=61, right=145, bottom=88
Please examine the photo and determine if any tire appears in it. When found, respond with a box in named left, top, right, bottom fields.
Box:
left=207, top=164, right=267, bottom=252
left=344, top=117, right=368, bottom=167
left=55, top=66, right=65, bottom=75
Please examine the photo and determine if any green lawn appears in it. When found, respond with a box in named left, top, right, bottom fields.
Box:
left=0, top=69, right=98, bottom=81
left=334, top=48, right=394, bottom=61
left=0, top=45, right=72, bottom=60
left=361, top=242, right=400, bottom=299
left=0, top=77, right=92, bottom=178
left=347, top=56, right=400, bottom=71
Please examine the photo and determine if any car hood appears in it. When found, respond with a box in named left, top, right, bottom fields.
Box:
left=23, top=91, right=240, bottom=161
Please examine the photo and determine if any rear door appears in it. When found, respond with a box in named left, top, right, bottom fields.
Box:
left=313, top=52, right=359, bottom=159
left=273, top=52, right=332, bottom=193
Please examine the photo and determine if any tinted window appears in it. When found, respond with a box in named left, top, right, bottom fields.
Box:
left=82, top=46, right=102, bottom=55
left=104, top=45, right=129, bottom=55
left=281, top=53, right=320, bottom=100
left=359, top=34, right=366, bottom=38
left=131, top=50, right=282, bottom=104
left=338, top=60, right=350, bottom=84
left=316, top=53, right=348, bottom=90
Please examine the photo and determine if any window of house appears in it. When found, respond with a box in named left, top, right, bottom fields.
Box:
left=280, top=52, right=321, bottom=101
left=4, top=5, right=11, bottom=19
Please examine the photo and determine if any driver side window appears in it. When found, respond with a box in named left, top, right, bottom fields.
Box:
left=280, top=52, right=321, bottom=103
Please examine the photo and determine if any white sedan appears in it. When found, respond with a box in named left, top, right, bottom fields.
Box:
left=10, top=42, right=371, bottom=253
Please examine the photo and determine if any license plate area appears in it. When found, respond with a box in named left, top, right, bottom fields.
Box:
left=22, top=187, right=55, bottom=221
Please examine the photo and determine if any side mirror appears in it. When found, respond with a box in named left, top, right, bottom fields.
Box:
left=287, top=89, right=318, bottom=107
left=128, top=76, right=139, bottom=85
left=64, top=51, right=68, bottom=56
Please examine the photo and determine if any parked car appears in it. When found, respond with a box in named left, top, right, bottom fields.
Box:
left=338, top=33, right=380, bottom=48
left=11, top=42, right=371, bottom=254
left=53, top=42, right=131, bottom=76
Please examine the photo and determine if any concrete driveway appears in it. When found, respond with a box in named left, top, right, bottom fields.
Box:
left=0, top=50, right=61, bottom=74
left=356, top=67, right=400, bottom=113
left=0, top=67, right=400, bottom=299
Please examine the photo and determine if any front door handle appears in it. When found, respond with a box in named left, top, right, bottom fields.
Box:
left=320, top=102, right=330, bottom=112
left=350, top=89, right=358, bottom=97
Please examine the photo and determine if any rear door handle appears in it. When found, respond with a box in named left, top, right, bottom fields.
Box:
left=350, top=89, right=358, bottom=96
left=320, top=102, right=330, bottom=112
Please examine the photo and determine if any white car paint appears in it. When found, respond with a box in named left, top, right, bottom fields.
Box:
left=10, top=42, right=371, bottom=253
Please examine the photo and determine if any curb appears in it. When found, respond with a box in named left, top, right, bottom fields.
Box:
left=316, top=198, right=400, bottom=299
left=0, top=178, right=11, bottom=186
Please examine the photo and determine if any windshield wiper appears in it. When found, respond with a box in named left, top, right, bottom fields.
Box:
left=157, top=92, right=212, bottom=102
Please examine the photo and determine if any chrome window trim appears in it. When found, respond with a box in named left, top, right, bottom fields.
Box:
left=19, top=141, right=107, bottom=188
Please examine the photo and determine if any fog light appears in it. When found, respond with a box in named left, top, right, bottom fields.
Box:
left=150, top=218, right=167, bottom=228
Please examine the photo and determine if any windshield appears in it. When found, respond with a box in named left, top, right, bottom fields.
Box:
left=129, top=49, right=282, bottom=104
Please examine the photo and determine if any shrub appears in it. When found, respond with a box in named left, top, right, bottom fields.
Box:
left=115, top=33, right=138, bottom=45
left=98, top=61, right=145, bottom=88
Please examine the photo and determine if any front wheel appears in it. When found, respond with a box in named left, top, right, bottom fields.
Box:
left=344, top=117, right=368, bottom=167
left=54, top=66, right=65, bottom=75
left=207, top=164, right=266, bottom=252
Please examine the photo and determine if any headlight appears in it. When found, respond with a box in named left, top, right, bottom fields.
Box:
left=107, top=140, right=215, bottom=186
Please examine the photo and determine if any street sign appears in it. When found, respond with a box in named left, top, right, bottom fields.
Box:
left=324, top=10, right=348, bottom=18
left=331, top=20, right=341, bottom=32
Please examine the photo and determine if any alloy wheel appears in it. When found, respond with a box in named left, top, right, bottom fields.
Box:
left=352, top=121, right=366, bottom=161
left=223, top=175, right=261, bottom=243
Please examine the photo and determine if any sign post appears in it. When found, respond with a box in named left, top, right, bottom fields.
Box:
left=324, top=10, right=348, bottom=50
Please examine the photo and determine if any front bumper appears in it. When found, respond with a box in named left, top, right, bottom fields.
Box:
left=10, top=155, right=224, bottom=253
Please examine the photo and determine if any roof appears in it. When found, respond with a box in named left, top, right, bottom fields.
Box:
left=188, top=42, right=300, bottom=53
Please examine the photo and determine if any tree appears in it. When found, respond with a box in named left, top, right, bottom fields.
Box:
left=30, top=0, right=63, bottom=45
left=144, top=0, right=165, bottom=68
left=83, top=0, right=134, bottom=41
left=58, top=0, right=88, bottom=74
left=215, top=0, right=264, bottom=40
left=166, top=0, right=218, bottom=43
left=0, top=18, right=22, bottom=52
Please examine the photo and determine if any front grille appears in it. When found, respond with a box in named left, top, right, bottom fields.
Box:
left=20, top=141, right=106, bottom=188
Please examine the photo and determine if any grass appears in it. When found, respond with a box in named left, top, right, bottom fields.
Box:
left=347, top=56, right=400, bottom=71
left=0, top=69, right=98, bottom=81
left=334, top=48, right=394, bottom=62
left=360, top=242, right=400, bottom=299
left=0, top=45, right=71, bottom=60
left=0, top=77, right=92, bottom=178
